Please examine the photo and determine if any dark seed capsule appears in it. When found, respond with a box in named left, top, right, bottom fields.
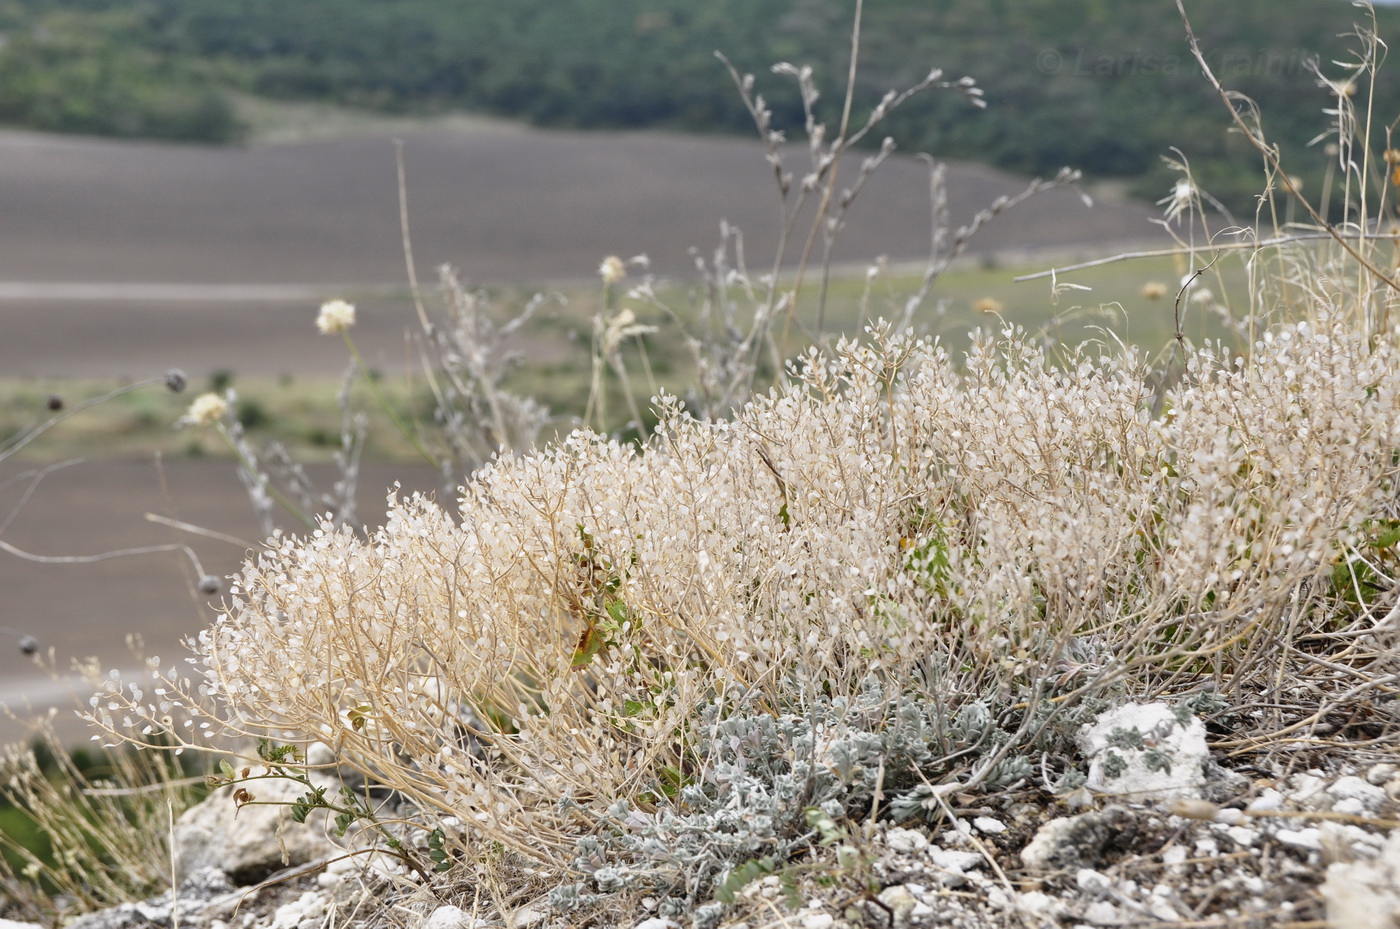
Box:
left=18, top=636, right=38, bottom=656
left=198, top=575, right=221, bottom=595
left=164, top=369, right=188, bottom=393
left=46, top=395, right=63, bottom=411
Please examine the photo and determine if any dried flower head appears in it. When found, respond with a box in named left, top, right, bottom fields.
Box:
left=599, top=256, right=627, bottom=286
left=1141, top=281, right=1168, bottom=300
left=973, top=297, right=1005, bottom=315
left=179, top=393, right=229, bottom=428
left=316, top=299, right=356, bottom=335
left=164, top=369, right=188, bottom=393
left=599, top=308, right=658, bottom=356
left=1158, top=177, right=1196, bottom=223
left=45, top=394, right=63, bottom=411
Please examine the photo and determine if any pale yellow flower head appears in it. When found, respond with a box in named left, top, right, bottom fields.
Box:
left=180, top=393, right=228, bottom=428
left=316, top=299, right=356, bottom=335
left=1141, top=281, right=1168, bottom=300
left=599, top=256, right=627, bottom=286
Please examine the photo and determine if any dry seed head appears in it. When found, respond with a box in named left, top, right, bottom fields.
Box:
left=598, top=255, right=627, bottom=285
left=179, top=393, right=229, bottom=428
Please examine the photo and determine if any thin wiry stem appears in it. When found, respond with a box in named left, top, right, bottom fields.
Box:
left=1174, top=0, right=1400, bottom=296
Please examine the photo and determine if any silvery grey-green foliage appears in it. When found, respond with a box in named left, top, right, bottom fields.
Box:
left=551, top=678, right=1038, bottom=916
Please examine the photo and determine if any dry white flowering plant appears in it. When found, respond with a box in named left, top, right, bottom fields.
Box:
left=85, top=303, right=1400, bottom=889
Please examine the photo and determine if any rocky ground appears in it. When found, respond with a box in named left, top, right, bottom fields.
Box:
left=5, top=701, right=1395, bottom=929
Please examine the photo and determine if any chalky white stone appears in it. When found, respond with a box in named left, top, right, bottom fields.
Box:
left=1078, top=702, right=1208, bottom=801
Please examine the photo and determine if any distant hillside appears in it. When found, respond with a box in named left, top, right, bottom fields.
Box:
left=0, top=0, right=1395, bottom=213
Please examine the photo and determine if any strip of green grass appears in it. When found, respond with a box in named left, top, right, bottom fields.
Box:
left=0, top=253, right=1246, bottom=463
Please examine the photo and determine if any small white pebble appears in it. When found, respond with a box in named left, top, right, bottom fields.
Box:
left=973, top=816, right=1007, bottom=834
left=1246, top=789, right=1283, bottom=813
left=1366, top=764, right=1397, bottom=786
left=1226, top=826, right=1258, bottom=847
left=884, top=827, right=929, bottom=853
left=1276, top=827, right=1322, bottom=851
left=877, top=885, right=919, bottom=917
left=1082, top=900, right=1121, bottom=925
left=929, top=848, right=983, bottom=872
left=1076, top=869, right=1112, bottom=894
left=940, top=822, right=974, bottom=845
left=1332, top=797, right=1366, bottom=817
left=425, top=906, right=477, bottom=929
left=1015, top=890, right=1062, bottom=918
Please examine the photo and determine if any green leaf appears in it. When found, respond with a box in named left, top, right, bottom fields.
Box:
left=571, top=625, right=606, bottom=669
left=715, top=856, right=776, bottom=904
left=804, top=806, right=844, bottom=845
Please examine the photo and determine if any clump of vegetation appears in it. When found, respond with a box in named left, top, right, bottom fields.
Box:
left=0, top=716, right=202, bottom=925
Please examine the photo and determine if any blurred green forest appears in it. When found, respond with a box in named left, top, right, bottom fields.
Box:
left=0, top=0, right=1396, bottom=212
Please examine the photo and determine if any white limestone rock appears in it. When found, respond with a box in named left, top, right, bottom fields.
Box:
left=1323, top=829, right=1400, bottom=929
left=172, top=775, right=343, bottom=885
left=1021, top=807, right=1139, bottom=872
left=1078, top=703, right=1208, bottom=801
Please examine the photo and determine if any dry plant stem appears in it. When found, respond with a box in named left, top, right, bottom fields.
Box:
left=396, top=139, right=431, bottom=335
left=0, top=375, right=170, bottom=459
left=1012, top=232, right=1400, bottom=282
left=144, top=512, right=253, bottom=549
left=905, top=165, right=1083, bottom=320
left=0, top=536, right=207, bottom=577
left=0, top=457, right=81, bottom=533
left=1174, top=0, right=1400, bottom=297
left=168, top=799, right=179, bottom=929
left=213, top=420, right=315, bottom=531
left=781, top=0, right=863, bottom=353
left=339, top=331, right=438, bottom=467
